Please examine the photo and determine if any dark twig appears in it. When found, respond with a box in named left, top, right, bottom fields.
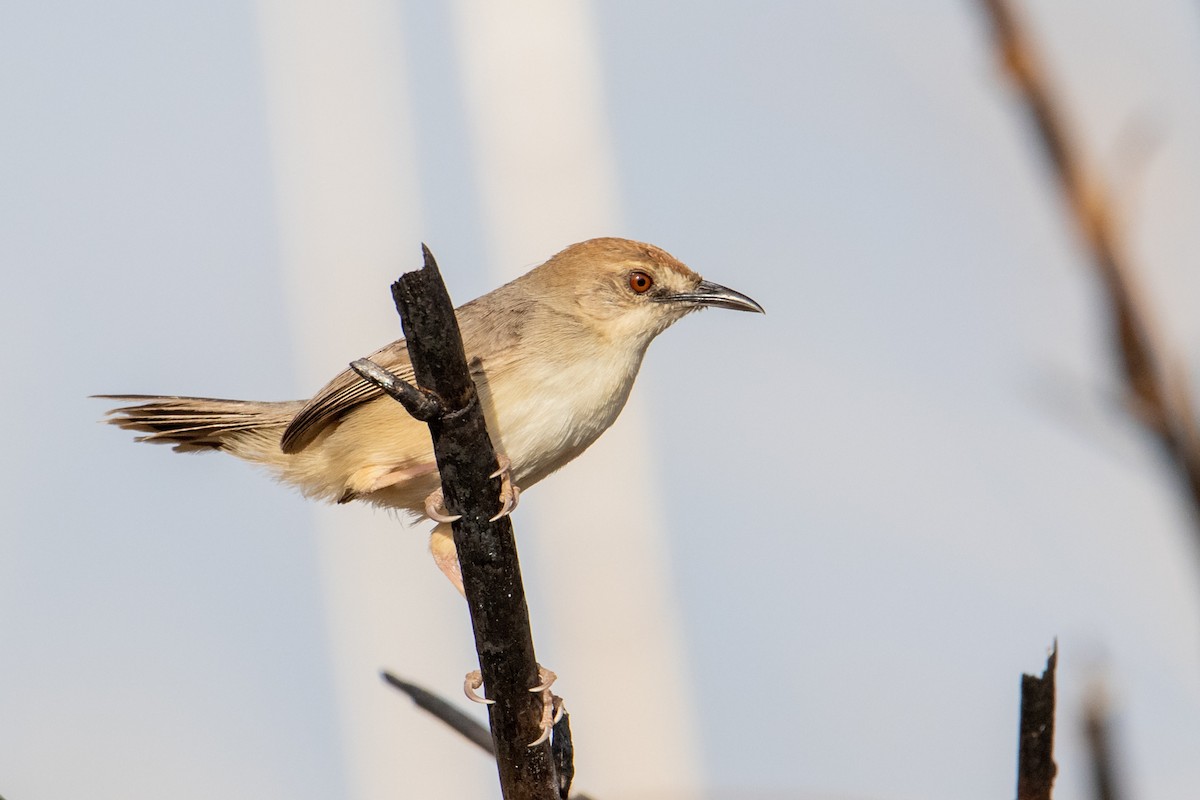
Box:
left=1017, top=642, right=1058, bottom=800
left=979, top=0, right=1200, bottom=556
left=551, top=711, right=576, bottom=800
left=349, top=358, right=444, bottom=421
left=361, top=245, right=559, bottom=799
left=381, top=671, right=495, bottom=756
left=1083, top=683, right=1125, bottom=800
left=381, top=671, right=589, bottom=800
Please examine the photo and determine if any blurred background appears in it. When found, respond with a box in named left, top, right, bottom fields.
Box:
left=3, top=1, right=1200, bottom=798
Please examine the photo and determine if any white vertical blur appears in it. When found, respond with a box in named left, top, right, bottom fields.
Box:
left=450, top=2, right=703, bottom=797
left=255, top=2, right=495, bottom=797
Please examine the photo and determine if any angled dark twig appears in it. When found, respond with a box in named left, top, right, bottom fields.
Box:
left=380, top=670, right=589, bottom=800
left=359, top=244, right=559, bottom=799
left=349, top=358, right=444, bottom=421
left=979, top=0, right=1200, bottom=556
left=381, top=670, right=495, bottom=756
left=1017, top=642, right=1058, bottom=800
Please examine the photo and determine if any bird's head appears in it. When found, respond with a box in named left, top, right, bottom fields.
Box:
left=534, top=237, right=764, bottom=349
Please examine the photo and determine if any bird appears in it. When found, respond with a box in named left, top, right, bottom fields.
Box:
left=101, top=237, right=763, bottom=593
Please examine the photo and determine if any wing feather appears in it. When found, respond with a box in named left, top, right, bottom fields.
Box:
left=281, top=340, right=416, bottom=453
left=281, top=288, right=537, bottom=454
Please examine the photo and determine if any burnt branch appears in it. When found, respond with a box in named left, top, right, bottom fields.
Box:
left=349, top=358, right=444, bottom=421
left=1017, top=642, right=1059, bottom=800
left=551, top=711, right=576, bottom=800
left=362, top=244, right=560, bottom=800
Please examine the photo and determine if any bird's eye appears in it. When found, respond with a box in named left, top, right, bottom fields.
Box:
left=629, top=271, right=654, bottom=294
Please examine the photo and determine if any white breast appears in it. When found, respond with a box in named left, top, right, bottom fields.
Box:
left=484, top=345, right=645, bottom=489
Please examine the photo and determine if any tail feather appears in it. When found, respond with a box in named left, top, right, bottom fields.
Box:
left=98, top=395, right=304, bottom=453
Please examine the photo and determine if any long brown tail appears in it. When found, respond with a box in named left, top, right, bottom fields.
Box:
left=98, top=395, right=304, bottom=454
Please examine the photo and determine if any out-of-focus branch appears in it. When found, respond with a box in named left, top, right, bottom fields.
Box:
left=382, top=671, right=495, bottom=756
left=1083, top=681, right=1126, bottom=800
left=382, top=671, right=581, bottom=799
left=1017, top=642, right=1058, bottom=800
left=979, top=0, right=1200, bottom=540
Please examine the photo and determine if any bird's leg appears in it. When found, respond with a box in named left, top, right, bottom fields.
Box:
left=340, top=462, right=439, bottom=504
left=429, top=524, right=465, bottom=597
left=528, top=666, right=565, bottom=747
left=424, top=457, right=517, bottom=592
left=489, top=453, right=521, bottom=522
left=422, top=454, right=517, bottom=524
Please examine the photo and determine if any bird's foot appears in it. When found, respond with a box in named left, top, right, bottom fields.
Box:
left=463, top=670, right=494, bottom=705
left=422, top=456, right=518, bottom=524
left=489, top=454, right=521, bottom=522
left=424, top=488, right=462, bottom=523
left=528, top=666, right=564, bottom=747
left=462, top=665, right=563, bottom=746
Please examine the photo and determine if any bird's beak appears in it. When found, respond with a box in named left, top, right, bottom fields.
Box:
left=669, top=279, right=765, bottom=313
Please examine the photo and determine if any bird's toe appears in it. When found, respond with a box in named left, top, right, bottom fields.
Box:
left=424, top=488, right=462, bottom=523
left=463, top=670, right=494, bottom=705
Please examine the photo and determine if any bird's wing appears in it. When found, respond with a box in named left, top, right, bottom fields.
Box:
left=281, top=289, right=538, bottom=454
left=280, top=340, right=415, bottom=453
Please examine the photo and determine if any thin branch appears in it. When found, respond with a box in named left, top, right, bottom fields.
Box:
left=979, top=0, right=1200, bottom=549
left=1083, top=682, right=1125, bottom=800
left=349, top=359, right=444, bottom=421
left=382, top=670, right=581, bottom=800
left=1017, top=641, right=1059, bottom=800
left=382, top=671, right=495, bottom=756
left=551, top=711, right=576, bottom=800
left=362, top=244, right=559, bottom=799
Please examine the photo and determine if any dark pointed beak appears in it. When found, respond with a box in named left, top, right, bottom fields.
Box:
left=668, top=279, right=765, bottom=313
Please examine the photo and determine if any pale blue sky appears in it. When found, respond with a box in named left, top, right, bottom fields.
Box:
left=3, top=2, right=1200, bottom=799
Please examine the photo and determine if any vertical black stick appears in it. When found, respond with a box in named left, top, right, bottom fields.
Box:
left=1017, top=642, right=1058, bottom=800
left=1083, top=684, right=1124, bottom=800
left=389, top=245, right=559, bottom=799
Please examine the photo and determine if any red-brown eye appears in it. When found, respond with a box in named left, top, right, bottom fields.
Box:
left=629, top=271, right=653, bottom=294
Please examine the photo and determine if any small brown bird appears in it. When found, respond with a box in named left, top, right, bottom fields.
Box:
left=102, top=237, right=762, bottom=591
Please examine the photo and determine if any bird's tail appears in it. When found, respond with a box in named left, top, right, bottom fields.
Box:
left=98, top=395, right=304, bottom=461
